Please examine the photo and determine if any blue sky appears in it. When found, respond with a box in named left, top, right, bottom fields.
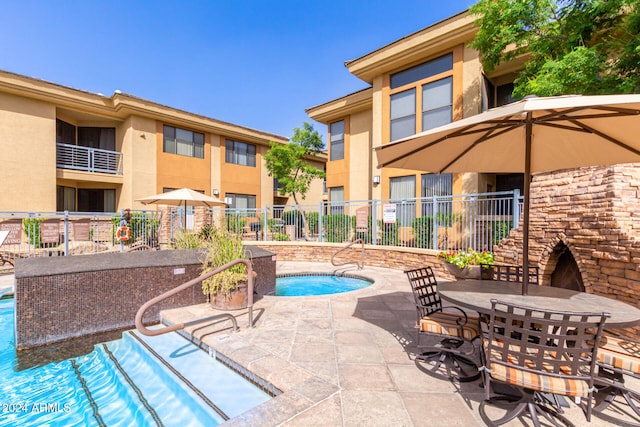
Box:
left=1, top=0, right=474, bottom=141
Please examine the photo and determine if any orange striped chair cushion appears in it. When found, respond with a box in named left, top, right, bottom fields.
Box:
left=598, top=335, right=640, bottom=375
left=420, top=311, right=479, bottom=339
left=488, top=362, right=590, bottom=397
left=485, top=342, right=590, bottom=397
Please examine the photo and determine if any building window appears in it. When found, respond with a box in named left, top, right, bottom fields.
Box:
left=422, top=77, right=452, bottom=131
left=56, top=120, right=117, bottom=151
left=390, top=89, right=416, bottom=141
left=56, top=186, right=76, bottom=212
left=329, top=120, right=344, bottom=161
left=329, top=186, right=344, bottom=215
left=389, top=176, right=416, bottom=226
left=77, top=189, right=116, bottom=212
left=56, top=119, right=76, bottom=145
left=163, top=125, right=205, bottom=159
left=390, top=54, right=453, bottom=89
left=389, top=53, right=453, bottom=141
left=225, top=139, right=256, bottom=167
left=226, top=193, right=256, bottom=210
left=78, top=127, right=116, bottom=151
left=421, top=173, right=452, bottom=217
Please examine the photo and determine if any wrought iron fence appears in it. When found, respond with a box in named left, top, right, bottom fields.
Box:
left=0, top=210, right=161, bottom=267
left=201, top=190, right=522, bottom=251
left=0, top=190, right=522, bottom=268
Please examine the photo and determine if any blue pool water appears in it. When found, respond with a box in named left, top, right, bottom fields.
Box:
left=0, top=298, right=271, bottom=426
left=276, top=274, right=373, bottom=296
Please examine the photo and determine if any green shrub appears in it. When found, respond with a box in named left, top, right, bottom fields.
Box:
left=379, top=221, right=398, bottom=246
left=306, top=211, right=319, bottom=235
left=323, top=214, right=352, bottom=243
left=273, top=232, right=290, bottom=241
left=412, top=216, right=433, bottom=248
left=492, top=220, right=511, bottom=247
left=23, top=218, right=46, bottom=247
left=225, top=215, right=246, bottom=234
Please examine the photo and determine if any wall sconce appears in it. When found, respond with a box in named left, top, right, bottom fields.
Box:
left=212, top=189, right=219, bottom=196
left=372, top=175, right=381, bottom=185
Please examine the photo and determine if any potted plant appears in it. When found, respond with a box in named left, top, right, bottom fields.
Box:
left=438, top=249, right=495, bottom=280
left=201, top=227, right=253, bottom=310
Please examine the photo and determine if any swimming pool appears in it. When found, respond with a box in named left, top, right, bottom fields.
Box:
left=275, top=273, right=373, bottom=296
left=0, top=298, right=272, bottom=426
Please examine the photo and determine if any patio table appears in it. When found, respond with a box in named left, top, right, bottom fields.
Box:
left=438, top=280, right=640, bottom=327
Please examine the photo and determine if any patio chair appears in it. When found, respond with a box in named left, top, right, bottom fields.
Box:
left=480, top=299, right=609, bottom=426
left=405, top=266, right=480, bottom=381
left=0, top=230, right=13, bottom=267
left=480, top=263, right=539, bottom=285
left=593, top=329, right=640, bottom=420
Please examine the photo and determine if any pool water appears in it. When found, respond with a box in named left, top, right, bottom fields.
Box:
left=276, top=274, right=373, bottom=296
left=0, top=298, right=271, bottom=426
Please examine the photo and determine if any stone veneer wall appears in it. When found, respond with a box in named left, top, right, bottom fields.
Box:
left=493, top=164, right=640, bottom=335
left=245, top=241, right=449, bottom=277
left=14, top=247, right=275, bottom=350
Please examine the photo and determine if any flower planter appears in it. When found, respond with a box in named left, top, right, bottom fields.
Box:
left=444, top=263, right=494, bottom=280
left=210, top=280, right=249, bottom=310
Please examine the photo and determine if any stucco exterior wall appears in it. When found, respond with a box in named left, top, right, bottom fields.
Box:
left=349, top=110, right=373, bottom=201
left=123, top=115, right=157, bottom=209
left=0, top=93, right=56, bottom=211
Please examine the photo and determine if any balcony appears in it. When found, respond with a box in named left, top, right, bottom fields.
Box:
left=56, top=143, right=123, bottom=175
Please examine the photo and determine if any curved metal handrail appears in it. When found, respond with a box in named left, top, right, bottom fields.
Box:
left=135, top=259, right=254, bottom=337
left=331, top=239, right=365, bottom=270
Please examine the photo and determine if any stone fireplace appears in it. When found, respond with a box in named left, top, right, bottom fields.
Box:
left=494, top=164, right=640, bottom=333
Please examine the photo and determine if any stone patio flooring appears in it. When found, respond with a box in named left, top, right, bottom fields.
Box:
left=160, top=261, right=640, bottom=427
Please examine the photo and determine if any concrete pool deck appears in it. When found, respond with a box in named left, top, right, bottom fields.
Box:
left=160, top=261, right=640, bottom=427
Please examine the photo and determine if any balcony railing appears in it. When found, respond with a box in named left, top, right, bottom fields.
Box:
left=56, top=143, right=123, bottom=175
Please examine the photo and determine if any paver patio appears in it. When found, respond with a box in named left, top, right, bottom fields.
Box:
left=161, top=261, right=640, bottom=426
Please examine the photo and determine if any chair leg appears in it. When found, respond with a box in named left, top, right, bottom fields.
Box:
left=484, top=389, right=574, bottom=427
left=416, top=350, right=480, bottom=382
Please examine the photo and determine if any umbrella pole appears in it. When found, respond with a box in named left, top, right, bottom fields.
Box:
left=522, top=114, right=532, bottom=295
left=183, top=200, right=187, bottom=231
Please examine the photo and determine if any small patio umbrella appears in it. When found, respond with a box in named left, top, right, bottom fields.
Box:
left=375, top=94, right=640, bottom=295
left=136, top=187, right=227, bottom=229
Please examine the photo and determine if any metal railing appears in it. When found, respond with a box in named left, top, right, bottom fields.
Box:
left=56, top=143, right=123, bottom=174
left=0, top=210, right=161, bottom=265
left=331, top=239, right=365, bottom=270
left=134, top=259, right=255, bottom=337
left=202, top=190, right=522, bottom=252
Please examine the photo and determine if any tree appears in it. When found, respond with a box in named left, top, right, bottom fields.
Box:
left=264, top=122, right=326, bottom=239
left=470, top=0, right=640, bottom=98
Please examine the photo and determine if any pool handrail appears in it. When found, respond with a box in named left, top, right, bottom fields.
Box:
left=331, top=238, right=365, bottom=270
left=135, top=258, right=254, bottom=337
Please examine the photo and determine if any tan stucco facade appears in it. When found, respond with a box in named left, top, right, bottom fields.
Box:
left=0, top=70, right=326, bottom=213
left=307, top=10, right=522, bottom=201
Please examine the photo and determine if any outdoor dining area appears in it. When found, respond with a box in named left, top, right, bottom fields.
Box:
left=377, top=94, right=640, bottom=426
left=407, top=264, right=640, bottom=426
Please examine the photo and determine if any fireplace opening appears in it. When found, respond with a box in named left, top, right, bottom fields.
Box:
left=550, top=244, right=585, bottom=292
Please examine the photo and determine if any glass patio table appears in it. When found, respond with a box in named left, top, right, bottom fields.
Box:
left=438, top=280, right=640, bottom=327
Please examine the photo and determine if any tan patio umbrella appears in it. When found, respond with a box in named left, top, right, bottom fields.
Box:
left=375, top=94, right=640, bottom=295
left=136, top=187, right=227, bottom=229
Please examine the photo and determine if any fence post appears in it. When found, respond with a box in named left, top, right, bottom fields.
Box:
left=64, top=211, right=69, bottom=256
left=512, top=189, right=520, bottom=229
left=263, top=206, right=268, bottom=241
left=318, top=202, right=323, bottom=243
left=431, top=195, right=439, bottom=250
left=371, top=200, right=377, bottom=246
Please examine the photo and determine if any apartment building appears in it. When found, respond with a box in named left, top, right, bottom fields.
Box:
left=307, top=10, right=526, bottom=205
left=0, top=70, right=326, bottom=213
